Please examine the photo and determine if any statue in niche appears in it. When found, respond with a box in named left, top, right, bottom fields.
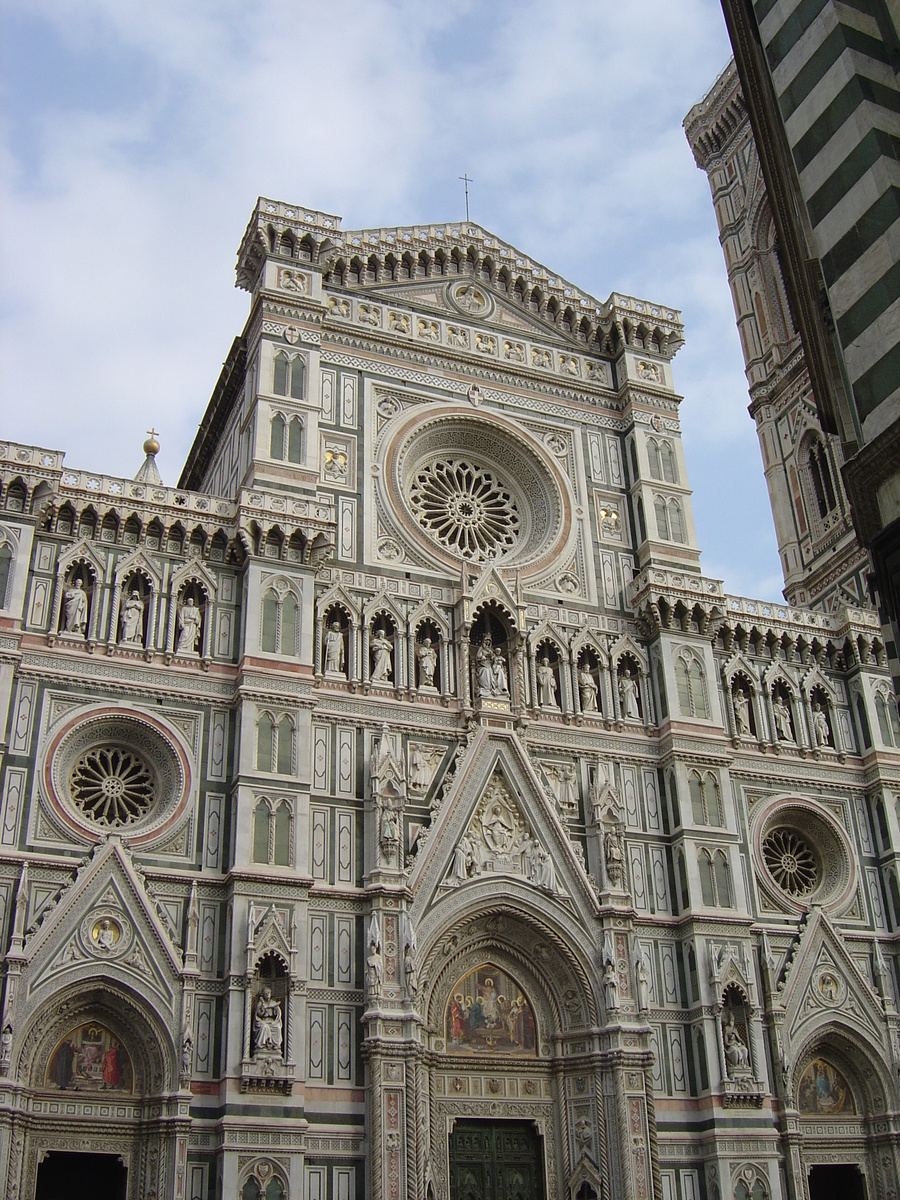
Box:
left=0, top=1023, right=12, bottom=1074
left=380, top=800, right=399, bottom=851
left=635, top=951, right=651, bottom=1011
left=604, top=827, right=625, bottom=887
left=618, top=668, right=640, bottom=719
left=475, top=633, right=509, bottom=698
left=181, top=1031, right=193, bottom=1076
left=253, top=986, right=283, bottom=1055
left=733, top=687, right=750, bottom=736
left=537, top=657, right=558, bottom=708
left=409, top=746, right=431, bottom=792
left=772, top=694, right=794, bottom=741
left=176, top=596, right=202, bottom=654
left=602, top=942, right=619, bottom=1010
left=558, top=763, right=578, bottom=814
left=64, top=577, right=88, bottom=635
left=579, top=665, right=599, bottom=712
left=370, top=626, right=393, bottom=682
left=722, top=1011, right=751, bottom=1076
left=416, top=636, right=437, bottom=688
left=119, top=589, right=144, bottom=645
left=324, top=619, right=345, bottom=675
left=812, top=700, right=831, bottom=747
left=366, top=933, right=383, bottom=998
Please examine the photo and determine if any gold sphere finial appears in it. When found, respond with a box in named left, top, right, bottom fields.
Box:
left=143, top=428, right=160, bottom=457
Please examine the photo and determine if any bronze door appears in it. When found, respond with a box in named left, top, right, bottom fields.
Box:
left=450, top=1119, right=544, bottom=1200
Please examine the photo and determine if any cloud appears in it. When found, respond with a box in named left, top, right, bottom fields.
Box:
left=0, top=0, right=784, bottom=597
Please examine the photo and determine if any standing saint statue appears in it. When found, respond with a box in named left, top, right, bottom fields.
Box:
left=119, top=589, right=144, bottom=645
left=176, top=596, right=202, bottom=654
left=416, top=637, right=437, bottom=688
left=772, top=695, right=794, bottom=741
left=618, top=669, right=640, bottom=719
left=64, top=577, right=88, bottom=636
left=324, top=620, right=345, bottom=675
left=733, top=687, right=750, bottom=736
left=579, top=665, right=599, bottom=712
left=370, top=626, right=393, bottom=682
left=812, top=701, right=830, bottom=747
left=537, top=657, right=558, bottom=708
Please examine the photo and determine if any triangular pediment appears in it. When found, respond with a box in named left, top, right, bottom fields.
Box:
left=409, top=729, right=599, bottom=944
left=19, top=839, right=183, bottom=1021
left=778, top=910, right=889, bottom=1054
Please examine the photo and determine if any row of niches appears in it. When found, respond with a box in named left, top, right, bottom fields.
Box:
left=49, top=503, right=239, bottom=561
left=49, top=565, right=216, bottom=660
left=317, top=604, right=653, bottom=722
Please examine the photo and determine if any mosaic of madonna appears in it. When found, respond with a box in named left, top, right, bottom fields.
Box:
left=445, top=965, right=536, bottom=1054
left=47, top=1021, right=132, bottom=1092
left=797, top=1058, right=854, bottom=1115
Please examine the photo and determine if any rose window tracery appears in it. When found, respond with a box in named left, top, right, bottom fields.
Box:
left=70, top=746, right=155, bottom=827
left=762, top=827, right=818, bottom=896
left=408, top=459, right=520, bottom=561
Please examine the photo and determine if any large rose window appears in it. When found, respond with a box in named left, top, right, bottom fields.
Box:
left=753, top=799, right=855, bottom=912
left=379, top=405, right=573, bottom=573
left=70, top=746, right=155, bottom=828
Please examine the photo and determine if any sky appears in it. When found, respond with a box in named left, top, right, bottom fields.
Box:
left=0, top=0, right=785, bottom=602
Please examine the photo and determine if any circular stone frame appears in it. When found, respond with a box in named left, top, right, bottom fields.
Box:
left=44, top=707, right=192, bottom=846
left=751, top=796, right=856, bottom=914
left=379, top=405, right=574, bottom=575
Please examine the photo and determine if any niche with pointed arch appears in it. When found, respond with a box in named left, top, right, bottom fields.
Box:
left=445, top=964, right=536, bottom=1054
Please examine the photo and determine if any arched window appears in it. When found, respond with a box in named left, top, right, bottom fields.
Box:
left=699, top=849, right=732, bottom=906
left=676, top=655, right=708, bottom=718
left=261, top=590, right=278, bottom=652
left=637, top=497, right=646, bottom=542
left=806, top=437, right=837, bottom=518
left=714, top=850, right=732, bottom=906
left=699, top=851, right=715, bottom=906
left=659, top=440, right=677, bottom=483
left=270, top=413, right=286, bottom=460
left=281, top=592, right=298, bottom=655
left=654, top=495, right=669, bottom=540
left=273, top=352, right=304, bottom=399
left=876, top=690, right=900, bottom=746
left=668, top=499, right=686, bottom=543
left=257, top=714, right=274, bottom=773
left=276, top=716, right=293, bottom=774
left=0, top=541, right=12, bottom=608
left=287, top=416, right=302, bottom=464
left=675, top=848, right=689, bottom=911
left=856, top=694, right=872, bottom=749
left=689, top=772, right=721, bottom=826
left=689, top=773, right=705, bottom=824
left=253, top=800, right=271, bottom=863
left=274, top=800, right=292, bottom=866
left=648, top=439, right=661, bottom=480
left=654, top=658, right=668, bottom=719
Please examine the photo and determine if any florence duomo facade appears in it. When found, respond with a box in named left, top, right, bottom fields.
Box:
left=0, top=192, right=898, bottom=1200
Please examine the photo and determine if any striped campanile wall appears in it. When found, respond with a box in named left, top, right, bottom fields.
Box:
left=753, top=0, right=900, bottom=440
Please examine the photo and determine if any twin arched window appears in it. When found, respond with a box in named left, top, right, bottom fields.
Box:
left=0, top=540, right=12, bottom=609
left=261, top=588, right=299, bottom=655
left=803, top=435, right=837, bottom=520
left=699, top=849, right=732, bottom=907
left=654, top=496, right=686, bottom=543
left=647, top=437, right=677, bottom=484
left=270, top=414, right=302, bottom=464
left=875, top=689, right=900, bottom=747
left=273, top=352, right=304, bottom=400
left=257, top=713, right=295, bottom=774
left=675, top=655, right=709, bottom=719
left=689, top=771, right=722, bottom=826
left=252, top=798, right=293, bottom=866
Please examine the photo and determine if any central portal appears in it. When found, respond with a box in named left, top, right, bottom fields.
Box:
left=36, top=1151, right=128, bottom=1200
left=450, top=1119, right=545, bottom=1200
left=808, top=1164, right=867, bottom=1200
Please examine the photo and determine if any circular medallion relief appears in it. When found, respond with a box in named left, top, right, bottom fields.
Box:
left=46, top=709, right=190, bottom=844
left=379, top=407, right=573, bottom=573
left=448, top=281, right=492, bottom=317
left=753, top=799, right=855, bottom=913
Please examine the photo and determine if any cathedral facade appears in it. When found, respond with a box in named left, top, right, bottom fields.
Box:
left=0, top=197, right=898, bottom=1200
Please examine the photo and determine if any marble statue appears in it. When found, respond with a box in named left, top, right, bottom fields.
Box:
left=536, top=847, right=557, bottom=892
left=366, top=938, right=384, bottom=997
left=119, top=589, right=144, bottom=645
left=537, top=657, right=558, bottom=708
left=733, top=687, right=750, bottom=736
left=635, top=952, right=651, bottom=1011
left=618, top=669, right=640, bottom=719
left=370, top=626, right=393, bottom=682
left=812, top=701, right=830, bottom=747
left=182, top=1032, right=193, bottom=1076
left=579, top=665, right=599, bottom=712
left=604, top=827, right=624, bottom=886
left=253, top=987, right=283, bottom=1054
left=722, top=1012, right=750, bottom=1075
left=176, top=597, right=202, bottom=654
left=772, top=695, right=794, bottom=741
left=416, top=636, right=437, bottom=688
left=492, top=647, right=509, bottom=695
left=64, top=577, right=88, bottom=635
left=324, top=620, right=345, bottom=674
